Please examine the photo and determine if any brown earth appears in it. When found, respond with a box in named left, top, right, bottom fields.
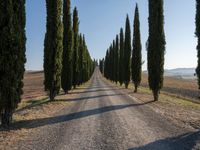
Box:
left=22, top=71, right=46, bottom=100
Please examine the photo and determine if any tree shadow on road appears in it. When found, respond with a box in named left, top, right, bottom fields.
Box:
left=128, top=130, right=200, bottom=150
left=68, top=88, right=123, bottom=94
left=56, top=93, right=124, bottom=102
left=77, top=85, right=116, bottom=90
left=1, top=101, right=153, bottom=131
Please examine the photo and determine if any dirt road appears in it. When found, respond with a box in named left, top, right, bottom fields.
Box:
left=17, top=69, right=199, bottom=150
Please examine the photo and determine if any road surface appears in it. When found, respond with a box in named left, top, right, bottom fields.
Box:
left=18, top=69, right=200, bottom=150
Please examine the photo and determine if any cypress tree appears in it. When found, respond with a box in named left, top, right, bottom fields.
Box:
left=78, top=34, right=83, bottom=85
left=115, top=35, right=119, bottom=84
left=44, top=0, right=63, bottom=100
left=124, top=15, right=131, bottom=88
left=0, top=0, right=26, bottom=126
left=131, top=4, right=142, bottom=93
left=72, top=7, right=79, bottom=89
left=119, top=28, right=124, bottom=86
left=104, top=50, right=109, bottom=79
left=147, top=0, right=166, bottom=101
left=112, top=40, right=116, bottom=82
left=82, top=35, right=87, bottom=82
left=196, top=0, right=200, bottom=90
left=99, top=59, right=104, bottom=74
left=62, top=0, right=73, bottom=94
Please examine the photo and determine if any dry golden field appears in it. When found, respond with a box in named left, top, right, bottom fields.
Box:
left=141, top=74, right=199, bottom=102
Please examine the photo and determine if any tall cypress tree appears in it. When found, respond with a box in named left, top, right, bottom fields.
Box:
left=78, top=34, right=84, bottom=85
left=112, top=40, right=116, bottom=82
left=44, top=0, right=63, bottom=100
left=124, top=15, right=131, bottom=88
left=0, top=0, right=26, bottom=126
left=62, top=0, right=73, bottom=94
left=119, top=28, right=124, bottom=86
left=147, top=0, right=166, bottom=101
left=196, top=0, right=200, bottom=90
left=115, top=35, right=119, bottom=84
left=82, top=35, right=87, bottom=82
left=131, top=4, right=142, bottom=93
left=72, top=7, right=79, bottom=89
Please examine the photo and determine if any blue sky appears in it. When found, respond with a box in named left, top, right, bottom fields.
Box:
left=26, top=0, right=196, bottom=70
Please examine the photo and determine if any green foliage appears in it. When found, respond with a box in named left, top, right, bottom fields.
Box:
left=131, top=4, right=142, bottom=93
left=0, top=0, right=26, bottom=126
left=62, top=0, right=74, bottom=94
left=196, top=0, right=200, bottom=89
left=119, top=28, right=124, bottom=86
left=99, top=59, right=104, bottom=74
left=78, top=34, right=84, bottom=85
left=114, top=35, right=119, bottom=84
left=147, top=0, right=166, bottom=101
left=72, top=7, right=79, bottom=89
left=124, top=15, right=131, bottom=88
left=44, top=0, right=63, bottom=100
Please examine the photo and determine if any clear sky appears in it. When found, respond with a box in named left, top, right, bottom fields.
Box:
left=26, top=0, right=196, bottom=70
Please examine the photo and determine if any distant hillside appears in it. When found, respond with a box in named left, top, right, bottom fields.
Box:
left=26, top=70, right=43, bottom=74
left=144, top=68, right=197, bottom=79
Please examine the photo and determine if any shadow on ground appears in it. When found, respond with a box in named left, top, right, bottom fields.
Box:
left=70, top=88, right=123, bottom=94
left=129, top=130, right=200, bottom=150
left=0, top=101, right=154, bottom=131
left=56, top=93, right=124, bottom=102
left=15, top=97, right=49, bottom=113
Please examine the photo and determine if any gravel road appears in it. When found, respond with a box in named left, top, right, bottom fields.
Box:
left=17, top=69, right=200, bottom=150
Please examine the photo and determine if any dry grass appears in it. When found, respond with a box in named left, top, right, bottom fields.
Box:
left=141, top=73, right=200, bottom=102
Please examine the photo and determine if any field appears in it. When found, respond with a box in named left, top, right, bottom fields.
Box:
left=141, top=73, right=200, bottom=102
left=22, top=71, right=46, bottom=100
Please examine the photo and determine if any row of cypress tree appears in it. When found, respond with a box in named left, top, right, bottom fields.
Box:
left=102, top=1, right=165, bottom=101
left=103, top=4, right=142, bottom=90
left=0, top=0, right=26, bottom=127
left=0, top=0, right=94, bottom=127
left=44, top=0, right=95, bottom=101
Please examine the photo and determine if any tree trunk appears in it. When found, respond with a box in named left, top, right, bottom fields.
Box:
left=125, top=82, right=128, bottom=89
left=64, top=90, right=68, bottom=95
left=50, top=89, right=56, bottom=101
left=1, top=108, right=12, bottom=127
left=134, top=84, right=138, bottom=93
left=153, top=90, right=159, bottom=101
